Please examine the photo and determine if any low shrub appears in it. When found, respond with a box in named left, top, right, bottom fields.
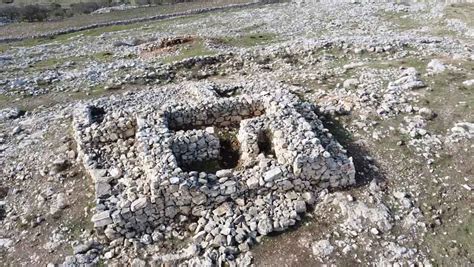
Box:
left=20, top=5, right=49, bottom=22
left=0, top=6, right=20, bottom=20
left=71, top=0, right=112, bottom=14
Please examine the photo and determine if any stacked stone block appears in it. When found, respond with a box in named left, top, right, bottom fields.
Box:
left=72, top=85, right=356, bottom=263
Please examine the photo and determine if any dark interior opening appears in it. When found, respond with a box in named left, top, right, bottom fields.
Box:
left=0, top=186, right=7, bottom=221
left=213, top=85, right=242, bottom=98
left=180, top=159, right=222, bottom=174
left=257, top=129, right=275, bottom=157
left=89, top=106, right=106, bottom=124
left=0, top=206, right=5, bottom=221
left=217, top=127, right=240, bottom=169
left=179, top=127, right=240, bottom=173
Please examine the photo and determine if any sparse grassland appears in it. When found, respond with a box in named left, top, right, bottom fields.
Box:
left=0, top=0, right=254, bottom=40
left=381, top=3, right=474, bottom=39
left=161, top=39, right=215, bottom=63
left=217, top=32, right=278, bottom=47
left=0, top=83, right=111, bottom=110
left=444, top=3, right=474, bottom=28
left=0, top=6, right=225, bottom=51
left=380, top=10, right=421, bottom=31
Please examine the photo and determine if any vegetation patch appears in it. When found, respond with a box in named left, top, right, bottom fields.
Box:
left=421, top=70, right=474, bottom=135
left=90, top=51, right=114, bottom=62
left=0, top=94, right=13, bottom=108
left=380, top=11, right=421, bottom=31
left=217, top=32, right=278, bottom=47
left=444, top=3, right=474, bottom=28
left=31, top=57, right=64, bottom=69
left=0, top=0, right=254, bottom=40
left=161, top=39, right=215, bottom=63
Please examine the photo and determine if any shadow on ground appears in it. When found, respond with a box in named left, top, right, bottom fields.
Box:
left=318, top=112, right=387, bottom=189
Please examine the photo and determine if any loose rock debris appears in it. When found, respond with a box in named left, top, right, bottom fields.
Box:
left=139, top=36, right=197, bottom=59
left=0, top=0, right=473, bottom=266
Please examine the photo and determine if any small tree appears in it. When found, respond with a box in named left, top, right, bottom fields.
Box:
left=71, top=2, right=101, bottom=14
left=0, top=6, right=20, bottom=20
left=21, top=5, right=48, bottom=22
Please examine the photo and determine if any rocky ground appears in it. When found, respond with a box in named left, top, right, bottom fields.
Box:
left=0, top=0, right=473, bottom=266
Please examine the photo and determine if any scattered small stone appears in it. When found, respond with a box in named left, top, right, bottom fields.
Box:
left=0, top=238, right=13, bottom=248
left=461, top=184, right=472, bottom=191
left=73, top=242, right=92, bottom=255
left=426, top=59, right=446, bottom=74
left=370, top=228, right=380, bottom=235
left=311, top=240, right=334, bottom=258
left=343, top=78, right=359, bottom=89
left=263, top=167, right=282, bottom=182
left=50, top=192, right=68, bottom=216
left=0, top=108, right=24, bottom=121
left=418, top=107, right=436, bottom=120
left=462, top=79, right=474, bottom=88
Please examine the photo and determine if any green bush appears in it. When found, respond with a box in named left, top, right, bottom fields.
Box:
left=71, top=0, right=112, bottom=14
left=135, top=0, right=151, bottom=5
left=21, top=5, right=49, bottom=22
left=0, top=6, right=20, bottom=20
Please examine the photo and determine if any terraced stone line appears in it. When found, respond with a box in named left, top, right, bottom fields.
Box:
left=71, top=85, right=355, bottom=265
left=0, top=1, right=263, bottom=43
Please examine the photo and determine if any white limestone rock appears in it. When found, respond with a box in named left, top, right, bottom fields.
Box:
left=311, top=240, right=334, bottom=258
left=263, top=168, right=282, bottom=182
left=91, top=210, right=113, bottom=227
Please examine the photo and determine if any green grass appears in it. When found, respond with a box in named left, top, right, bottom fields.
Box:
left=64, top=220, right=86, bottom=240
left=239, top=23, right=267, bottom=33
left=0, top=94, right=13, bottom=108
left=3, top=24, right=141, bottom=50
left=28, top=51, right=112, bottom=71
left=1, top=0, right=83, bottom=7
left=29, top=54, right=94, bottom=70
left=161, top=40, right=215, bottom=63
left=0, top=0, right=254, bottom=40
left=83, top=84, right=107, bottom=97
left=0, top=83, right=109, bottom=110
left=90, top=51, right=114, bottom=62
left=218, top=33, right=278, bottom=47
left=421, top=65, right=474, bottom=135
left=381, top=4, right=473, bottom=38
left=424, top=210, right=474, bottom=265
left=366, top=56, right=473, bottom=137
left=380, top=11, right=422, bottom=31
left=31, top=57, right=65, bottom=69
left=368, top=56, right=427, bottom=71
left=0, top=32, right=82, bottom=52
left=0, top=37, right=54, bottom=51
left=0, top=14, right=208, bottom=53
left=445, top=3, right=474, bottom=28
left=78, top=23, right=145, bottom=37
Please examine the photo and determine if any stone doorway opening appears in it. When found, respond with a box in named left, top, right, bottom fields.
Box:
left=257, top=129, right=275, bottom=158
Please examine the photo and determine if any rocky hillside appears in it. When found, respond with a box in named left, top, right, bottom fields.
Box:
left=0, top=1, right=472, bottom=266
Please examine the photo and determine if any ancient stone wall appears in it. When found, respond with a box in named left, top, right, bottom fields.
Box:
left=72, top=85, right=356, bottom=261
left=172, top=129, right=220, bottom=165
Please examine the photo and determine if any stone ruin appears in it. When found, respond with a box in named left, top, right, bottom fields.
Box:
left=72, top=84, right=356, bottom=264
